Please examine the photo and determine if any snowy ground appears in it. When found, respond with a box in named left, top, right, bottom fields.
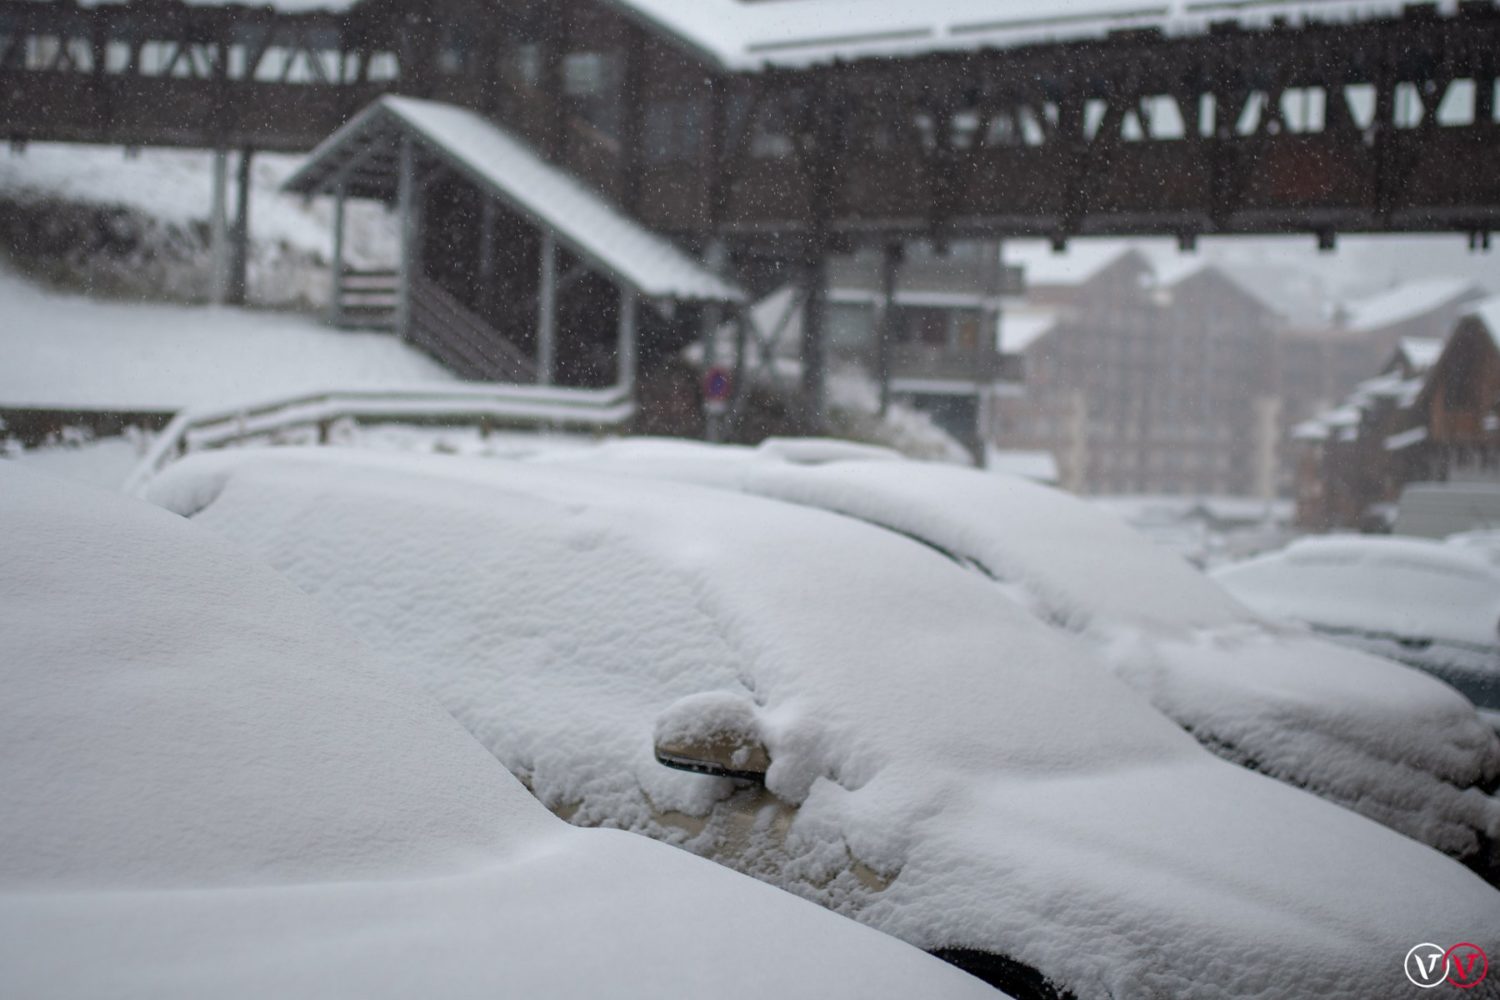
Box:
left=0, top=263, right=452, bottom=412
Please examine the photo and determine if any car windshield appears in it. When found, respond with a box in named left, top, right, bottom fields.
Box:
left=3, top=2, right=1500, bottom=999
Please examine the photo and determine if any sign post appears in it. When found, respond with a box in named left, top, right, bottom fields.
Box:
left=703, top=366, right=733, bottom=442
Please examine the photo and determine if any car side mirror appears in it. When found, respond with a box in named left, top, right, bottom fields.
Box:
left=654, top=692, right=770, bottom=782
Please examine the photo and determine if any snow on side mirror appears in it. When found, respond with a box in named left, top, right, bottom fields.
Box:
left=654, top=691, right=770, bottom=782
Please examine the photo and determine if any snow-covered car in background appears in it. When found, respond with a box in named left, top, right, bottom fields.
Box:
left=0, top=465, right=995, bottom=1000
left=528, top=438, right=1500, bottom=879
left=146, top=447, right=1500, bottom=1000
left=1212, top=535, right=1500, bottom=732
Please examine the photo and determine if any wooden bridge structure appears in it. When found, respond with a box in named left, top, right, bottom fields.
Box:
left=4, top=0, right=1499, bottom=412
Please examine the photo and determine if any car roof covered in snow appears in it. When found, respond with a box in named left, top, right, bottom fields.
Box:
left=1214, top=534, right=1500, bottom=649
left=0, top=464, right=998, bottom=1000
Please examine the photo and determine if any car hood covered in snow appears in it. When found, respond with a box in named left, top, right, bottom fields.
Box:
left=0, top=464, right=996, bottom=1000
left=147, top=448, right=1500, bottom=1000
left=530, top=438, right=1500, bottom=875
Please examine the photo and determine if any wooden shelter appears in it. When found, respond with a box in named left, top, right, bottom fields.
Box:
left=285, top=96, right=742, bottom=389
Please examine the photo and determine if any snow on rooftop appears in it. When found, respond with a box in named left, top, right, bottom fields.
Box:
left=1340, top=276, right=1482, bottom=334
left=288, top=97, right=741, bottom=303
left=1292, top=418, right=1330, bottom=442
left=1463, top=295, right=1500, bottom=352
left=75, top=0, right=357, bottom=9
left=0, top=264, right=453, bottom=412
left=608, top=0, right=1454, bottom=71
left=1006, top=240, right=1136, bottom=287
left=998, top=306, right=1059, bottom=352
left=1385, top=425, right=1428, bottom=451
left=1397, top=336, right=1446, bottom=372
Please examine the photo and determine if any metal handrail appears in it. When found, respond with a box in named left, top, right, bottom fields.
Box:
left=125, top=381, right=633, bottom=496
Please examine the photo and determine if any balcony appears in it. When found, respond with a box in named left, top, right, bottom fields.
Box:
left=888, top=345, right=1022, bottom=387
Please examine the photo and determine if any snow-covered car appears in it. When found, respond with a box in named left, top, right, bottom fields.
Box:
left=1212, top=535, right=1500, bottom=731
left=146, top=447, right=1500, bottom=1000
left=0, top=465, right=995, bottom=1000
left=527, top=438, right=1500, bottom=878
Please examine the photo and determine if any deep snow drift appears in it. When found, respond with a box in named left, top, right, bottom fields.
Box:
left=0, top=464, right=995, bottom=1000
left=147, top=447, right=1500, bottom=1000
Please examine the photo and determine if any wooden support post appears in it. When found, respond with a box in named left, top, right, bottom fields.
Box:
left=701, top=241, right=728, bottom=441
left=478, top=197, right=497, bottom=323
left=616, top=285, right=638, bottom=395
left=227, top=147, right=252, bottom=305
left=209, top=147, right=229, bottom=304
left=397, top=137, right=417, bottom=338
left=536, top=230, right=557, bottom=385
left=801, top=243, right=829, bottom=425
left=328, top=181, right=347, bottom=326
left=876, top=241, right=902, bottom=417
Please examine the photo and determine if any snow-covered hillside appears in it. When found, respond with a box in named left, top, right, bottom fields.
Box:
left=0, top=142, right=394, bottom=307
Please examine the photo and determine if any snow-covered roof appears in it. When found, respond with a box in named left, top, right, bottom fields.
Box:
left=1385, top=425, right=1428, bottom=451
left=998, top=306, right=1059, bottom=352
left=607, top=0, right=1455, bottom=72
left=285, top=97, right=741, bottom=303
left=1292, top=418, right=1330, bottom=442
left=1462, top=295, right=1500, bottom=352
left=1395, top=336, right=1446, bottom=373
left=73, top=0, right=354, bottom=9
left=1339, top=276, right=1482, bottom=334
left=1349, top=372, right=1407, bottom=406
left=1006, top=240, right=1136, bottom=288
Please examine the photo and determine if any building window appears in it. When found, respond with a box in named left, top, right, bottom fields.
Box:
left=562, top=52, right=623, bottom=138
left=644, top=98, right=704, bottom=163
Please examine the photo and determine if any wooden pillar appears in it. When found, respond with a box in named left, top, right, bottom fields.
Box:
left=617, top=285, right=638, bottom=394
left=876, top=241, right=902, bottom=417
left=209, top=147, right=229, bottom=304
left=328, top=181, right=347, bottom=326
left=227, top=148, right=253, bottom=306
left=478, top=197, right=498, bottom=322
left=397, top=137, right=417, bottom=338
left=536, top=230, right=557, bottom=384
left=701, top=241, right=730, bottom=442
left=801, top=244, right=829, bottom=425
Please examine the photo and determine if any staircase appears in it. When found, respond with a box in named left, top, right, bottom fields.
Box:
left=407, top=277, right=538, bottom=384
left=332, top=267, right=400, bottom=331
left=332, top=268, right=537, bottom=384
